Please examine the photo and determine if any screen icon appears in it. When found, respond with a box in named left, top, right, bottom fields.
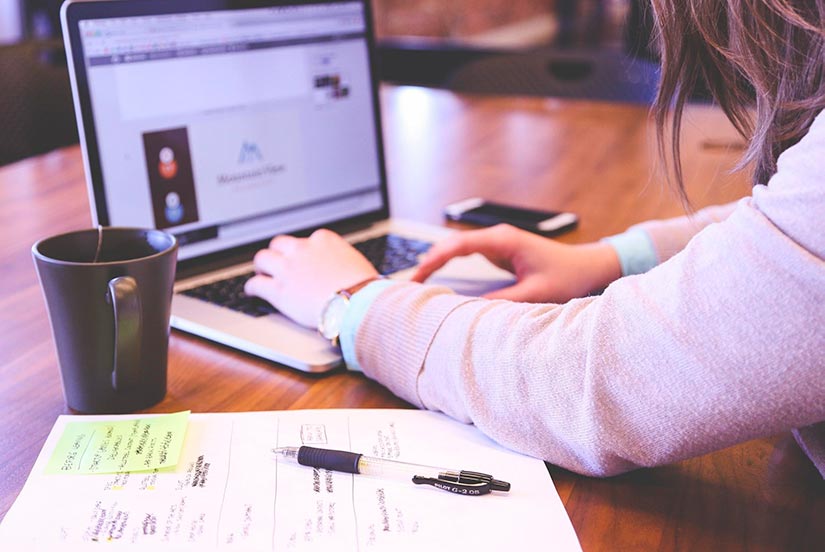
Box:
left=143, top=127, right=200, bottom=229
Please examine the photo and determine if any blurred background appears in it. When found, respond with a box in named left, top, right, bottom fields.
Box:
left=1, top=0, right=647, bottom=50
left=373, top=0, right=644, bottom=52
left=0, top=0, right=660, bottom=166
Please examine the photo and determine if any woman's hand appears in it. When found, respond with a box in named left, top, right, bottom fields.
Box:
left=244, top=229, right=378, bottom=328
left=412, top=224, right=622, bottom=303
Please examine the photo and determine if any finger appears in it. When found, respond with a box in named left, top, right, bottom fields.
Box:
left=411, top=236, right=479, bottom=282
left=413, top=228, right=514, bottom=282
left=410, top=262, right=441, bottom=283
left=268, top=234, right=300, bottom=253
left=309, top=228, right=340, bottom=242
left=244, top=273, right=283, bottom=306
left=252, top=248, right=284, bottom=277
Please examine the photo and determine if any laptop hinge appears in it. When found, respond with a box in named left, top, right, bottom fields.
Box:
left=326, top=218, right=375, bottom=236
left=175, top=241, right=264, bottom=281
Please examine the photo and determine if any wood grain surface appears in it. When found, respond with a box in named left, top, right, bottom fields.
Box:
left=0, top=85, right=822, bottom=550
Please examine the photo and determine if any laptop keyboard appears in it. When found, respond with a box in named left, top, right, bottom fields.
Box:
left=181, top=234, right=432, bottom=318
left=353, top=233, right=432, bottom=275
left=182, top=272, right=277, bottom=317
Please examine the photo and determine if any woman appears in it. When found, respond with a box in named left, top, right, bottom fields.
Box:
left=244, top=0, right=825, bottom=477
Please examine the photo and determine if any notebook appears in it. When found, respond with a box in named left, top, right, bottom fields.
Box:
left=61, top=0, right=513, bottom=372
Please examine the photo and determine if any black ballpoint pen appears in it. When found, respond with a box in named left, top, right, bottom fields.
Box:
left=272, top=446, right=511, bottom=496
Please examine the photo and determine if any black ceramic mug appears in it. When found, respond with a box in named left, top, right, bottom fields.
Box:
left=32, top=227, right=177, bottom=413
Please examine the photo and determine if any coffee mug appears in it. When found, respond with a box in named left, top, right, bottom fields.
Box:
left=32, top=227, right=177, bottom=413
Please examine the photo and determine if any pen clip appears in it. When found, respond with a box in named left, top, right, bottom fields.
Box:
left=412, top=471, right=510, bottom=496
left=412, top=475, right=491, bottom=496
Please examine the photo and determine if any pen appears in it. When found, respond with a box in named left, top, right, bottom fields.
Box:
left=272, top=446, right=510, bottom=496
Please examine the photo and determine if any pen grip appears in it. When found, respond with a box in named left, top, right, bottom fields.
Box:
left=297, top=446, right=362, bottom=474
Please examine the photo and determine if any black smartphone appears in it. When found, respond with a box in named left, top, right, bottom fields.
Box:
left=444, top=198, right=578, bottom=237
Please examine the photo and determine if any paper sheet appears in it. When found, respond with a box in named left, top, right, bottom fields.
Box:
left=0, top=409, right=581, bottom=551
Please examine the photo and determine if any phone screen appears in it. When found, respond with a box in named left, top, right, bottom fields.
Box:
left=445, top=199, right=577, bottom=236
left=463, top=203, right=560, bottom=224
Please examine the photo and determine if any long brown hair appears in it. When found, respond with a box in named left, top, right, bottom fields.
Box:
left=650, top=0, right=825, bottom=200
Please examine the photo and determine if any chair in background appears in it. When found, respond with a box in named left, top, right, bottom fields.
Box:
left=443, top=48, right=660, bottom=104
left=375, top=0, right=664, bottom=105
left=375, top=38, right=502, bottom=89
left=0, top=39, right=78, bottom=166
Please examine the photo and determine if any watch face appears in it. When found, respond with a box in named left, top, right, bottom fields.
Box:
left=319, top=294, right=350, bottom=341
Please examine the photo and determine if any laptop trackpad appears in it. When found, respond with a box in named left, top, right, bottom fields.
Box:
left=425, top=253, right=515, bottom=297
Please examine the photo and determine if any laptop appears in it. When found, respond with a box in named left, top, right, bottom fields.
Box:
left=61, top=0, right=513, bottom=372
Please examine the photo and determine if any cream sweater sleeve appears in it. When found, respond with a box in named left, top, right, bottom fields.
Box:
left=603, top=202, right=738, bottom=277
left=352, top=113, right=825, bottom=477
left=629, top=202, right=738, bottom=264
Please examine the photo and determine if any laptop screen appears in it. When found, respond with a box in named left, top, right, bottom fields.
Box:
left=66, top=1, right=386, bottom=261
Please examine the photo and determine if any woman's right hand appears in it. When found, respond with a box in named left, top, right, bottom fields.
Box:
left=412, top=224, right=623, bottom=303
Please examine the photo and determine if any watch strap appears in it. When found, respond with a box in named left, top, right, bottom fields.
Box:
left=339, top=275, right=385, bottom=298
left=319, top=276, right=384, bottom=346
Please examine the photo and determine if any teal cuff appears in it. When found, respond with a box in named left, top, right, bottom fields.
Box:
left=602, top=228, right=659, bottom=276
left=340, top=280, right=398, bottom=372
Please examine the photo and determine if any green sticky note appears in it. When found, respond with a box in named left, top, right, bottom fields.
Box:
left=45, top=411, right=190, bottom=475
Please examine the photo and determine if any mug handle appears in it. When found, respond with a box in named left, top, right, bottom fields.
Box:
left=107, top=276, right=142, bottom=391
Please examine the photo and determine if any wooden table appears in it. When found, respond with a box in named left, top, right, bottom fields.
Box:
left=1, top=85, right=822, bottom=550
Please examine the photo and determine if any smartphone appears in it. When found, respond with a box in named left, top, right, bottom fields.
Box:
left=444, top=198, right=578, bottom=236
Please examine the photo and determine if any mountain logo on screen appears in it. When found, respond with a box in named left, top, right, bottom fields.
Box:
left=238, top=141, right=263, bottom=164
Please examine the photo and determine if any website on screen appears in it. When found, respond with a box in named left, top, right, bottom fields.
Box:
left=79, top=2, right=383, bottom=259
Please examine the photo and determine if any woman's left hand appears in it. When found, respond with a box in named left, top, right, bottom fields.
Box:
left=244, top=229, right=378, bottom=328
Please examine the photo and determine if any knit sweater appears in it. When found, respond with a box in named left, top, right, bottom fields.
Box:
left=349, top=111, right=825, bottom=477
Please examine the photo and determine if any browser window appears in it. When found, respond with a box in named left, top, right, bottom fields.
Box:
left=78, top=2, right=383, bottom=260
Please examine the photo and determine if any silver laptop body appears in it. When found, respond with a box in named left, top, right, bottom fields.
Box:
left=62, top=0, right=512, bottom=372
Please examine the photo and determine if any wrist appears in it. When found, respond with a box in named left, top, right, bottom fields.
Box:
left=581, top=242, right=623, bottom=294
left=339, top=279, right=399, bottom=372
left=318, top=276, right=385, bottom=347
left=601, top=228, right=659, bottom=277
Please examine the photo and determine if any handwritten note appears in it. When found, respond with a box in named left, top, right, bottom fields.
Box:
left=44, top=411, right=190, bottom=474
left=1, top=410, right=581, bottom=550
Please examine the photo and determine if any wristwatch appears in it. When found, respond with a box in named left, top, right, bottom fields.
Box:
left=318, top=276, right=383, bottom=347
